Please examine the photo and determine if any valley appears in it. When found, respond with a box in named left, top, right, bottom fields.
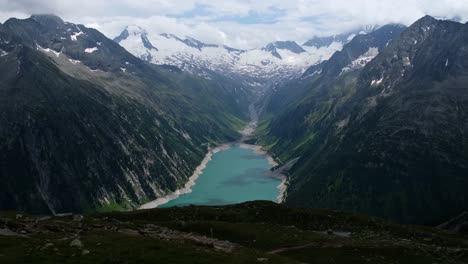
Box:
left=1, top=14, right=467, bottom=225
left=139, top=104, right=286, bottom=209
left=0, top=2, right=468, bottom=262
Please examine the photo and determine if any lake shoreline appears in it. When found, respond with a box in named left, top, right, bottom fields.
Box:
left=139, top=143, right=231, bottom=209
left=139, top=104, right=287, bottom=210
left=237, top=143, right=288, bottom=203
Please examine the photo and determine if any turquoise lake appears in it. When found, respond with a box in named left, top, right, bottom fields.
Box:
left=160, top=146, right=281, bottom=207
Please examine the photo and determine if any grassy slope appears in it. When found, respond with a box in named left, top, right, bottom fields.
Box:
left=0, top=201, right=467, bottom=263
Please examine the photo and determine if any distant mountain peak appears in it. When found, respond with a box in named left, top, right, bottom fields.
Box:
left=114, top=25, right=357, bottom=87
left=359, top=24, right=381, bottom=34
left=159, top=33, right=219, bottom=51
left=160, top=33, right=176, bottom=39
left=301, top=23, right=407, bottom=79
left=420, top=14, right=438, bottom=21
left=30, top=14, right=64, bottom=27
left=114, top=25, right=157, bottom=51
left=264, top=41, right=306, bottom=53
left=413, top=15, right=439, bottom=26
left=125, top=25, right=147, bottom=35
left=30, top=14, right=63, bottom=22
left=411, top=15, right=441, bottom=30
left=303, top=25, right=380, bottom=49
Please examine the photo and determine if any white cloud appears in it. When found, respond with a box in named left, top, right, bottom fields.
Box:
left=1, top=0, right=467, bottom=49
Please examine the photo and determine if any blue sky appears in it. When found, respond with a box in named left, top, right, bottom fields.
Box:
left=1, top=0, right=468, bottom=49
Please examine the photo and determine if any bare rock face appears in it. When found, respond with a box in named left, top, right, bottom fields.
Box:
left=69, top=238, right=83, bottom=248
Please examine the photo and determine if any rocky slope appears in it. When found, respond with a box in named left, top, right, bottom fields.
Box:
left=0, top=15, right=247, bottom=214
left=257, top=16, right=468, bottom=224
left=1, top=201, right=467, bottom=263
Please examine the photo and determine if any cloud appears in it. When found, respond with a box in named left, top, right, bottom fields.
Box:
left=1, top=0, right=467, bottom=49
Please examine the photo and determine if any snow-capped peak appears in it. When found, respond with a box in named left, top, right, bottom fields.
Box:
left=114, top=25, right=361, bottom=89
left=159, top=33, right=221, bottom=51
left=114, top=25, right=157, bottom=61
left=266, top=41, right=305, bottom=52
left=125, top=25, right=147, bottom=36
left=303, top=25, right=380, bottom=49
left=262, top=41, right=306, bottom=59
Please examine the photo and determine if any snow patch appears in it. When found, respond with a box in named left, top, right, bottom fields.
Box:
left=302, top=69, right=322, bottom=79
left=51, top=49, right=61, bottom=57
left=120, top=67, right=126, bottom=72
left=84, top=47, right=98, bottom=53
left=351, top=47, right=379, bottom=66
left=68, top=58, right=81, bottom=64
left=371, top=77, right=384, bottom=86
left=342, top=47, right=379, bottom=74
left=0, top=49, right=7, bottom=57
left=402, top=56, right=411, bottom=66
left=182, top=132, right=192, bottom=141
left=37, top=45, right=61, bottom=57
left=70, top=31, right=83, bottom=41
left=423, top=26, right=433, bottom=32
left=126, top=25, right=146, bottom=35
left=445, top=58, right=449, bottom=67
left=347, top=34, right=357, bottom=41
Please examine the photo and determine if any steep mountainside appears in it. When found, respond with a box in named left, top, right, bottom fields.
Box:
left=0, top=15, right=247, bottom=214
left=1, top=201, right=467, bottom=263
left=114, top=26, right=363, bottom=90
left=257, top=16, right=468, bottom=224
left=262, top=24, right=406, bottom=116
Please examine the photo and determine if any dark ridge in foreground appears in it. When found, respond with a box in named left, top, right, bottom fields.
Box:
left=1, top=201, right=467, bottom=263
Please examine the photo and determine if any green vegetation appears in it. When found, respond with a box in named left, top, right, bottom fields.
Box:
left=0, top=201, right=467, bottom=263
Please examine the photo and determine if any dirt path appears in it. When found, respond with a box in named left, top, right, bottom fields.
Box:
left=267, top=243, right=318, bottom=254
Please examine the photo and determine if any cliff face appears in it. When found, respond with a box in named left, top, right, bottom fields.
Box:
left=0, top=15, right=246, bottom=214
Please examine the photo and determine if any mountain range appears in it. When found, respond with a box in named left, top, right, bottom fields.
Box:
left=113, top=25, right=375, bottom=90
